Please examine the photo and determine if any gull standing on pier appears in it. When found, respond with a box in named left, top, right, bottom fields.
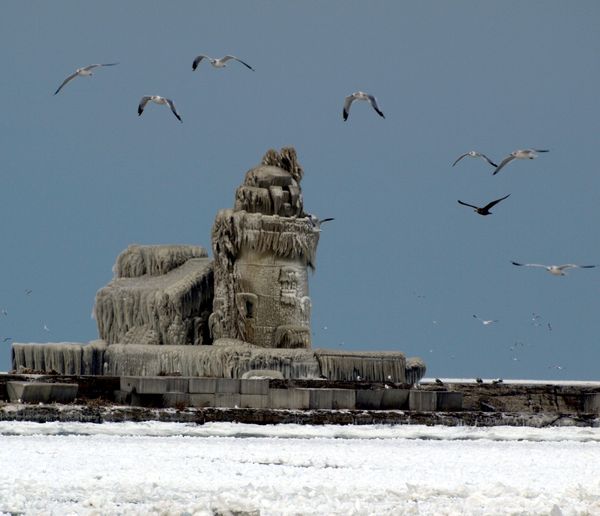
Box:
left=192, top=55, right=255, bottom=71
left=493, top=149, right=549, bottom=175
left=54, top=63, right=119, bottom=95
left=137, top=96, right=182, bottom=122
left=342, top=92, right=385, bottom=121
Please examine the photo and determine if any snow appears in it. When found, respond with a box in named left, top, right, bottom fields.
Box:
left=0, top=422, right=599, bottom=515
left=421, top=377, right=600, bottom=386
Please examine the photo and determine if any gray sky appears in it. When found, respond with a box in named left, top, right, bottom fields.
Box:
left=1, top=1, right=599, bottom=379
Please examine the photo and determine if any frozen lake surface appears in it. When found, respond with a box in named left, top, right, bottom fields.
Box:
left=1, top=422, right=599, bottom=515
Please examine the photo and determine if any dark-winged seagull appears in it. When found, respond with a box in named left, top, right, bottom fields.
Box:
left=343, top=92, right=385, bottom=121
left=138, top=96, right=182, bottom=122
left=493, top=149, right=549, bottom=175
left=192, top=55, right=254, bottom=71
left=457, top=194, right=510, bottom=216
left=452, top=151, right=497, bottom=168
left=511, top=262, right=597, bottom=276
left=54, top=63, right=119, bottom=95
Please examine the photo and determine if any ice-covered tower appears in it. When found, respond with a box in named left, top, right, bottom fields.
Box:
left=210, top=148, right=318, bottom=349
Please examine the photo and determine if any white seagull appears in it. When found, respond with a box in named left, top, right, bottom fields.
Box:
left=192, top=55, right=254, bottom=71
left=343, top=92, right=385, bottom=121
left=452, top=151, right=497, bottom=168
left=307, top=215, right=335, bottom=232
left=511, top=261, right=597, bottom=276
left=138, top=96, right=182, bottom=122
left=54, top=63, right=119, bottom=95
left=493, top=149, right=549, bottom=175
left=473, top=314, right=498, bottom=325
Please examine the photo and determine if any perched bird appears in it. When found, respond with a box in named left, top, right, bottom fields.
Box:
left=435, top=378, right=444, bottom=386
left=192, top=55, right=254, bottom=71
left=343, top=92, right=385, bottom=121
left=452, top=151, right=497, bottom=168
left=473, top=314, right=498, bottom=326
left=511, top=262, right=596, bottom=276
left=492, top=378, right=503, bottom=385
left=493, top=149, right=549, bottom=175
left=138, top=96, right=182, bottom=122
left=54, top=63, right=119, bottom=95
left=457, top=194, right=510, bottom=216
left=475, top=377, right=483, bottom=384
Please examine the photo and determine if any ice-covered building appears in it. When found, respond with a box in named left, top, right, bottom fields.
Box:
left=12, top=148, right=425, bottom=384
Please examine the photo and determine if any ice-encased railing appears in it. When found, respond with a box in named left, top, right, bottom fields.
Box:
left=314, top=350, right=407, bottom=383
left=11, top=341, right=107, bottom=375
left=104, top=340, right=322, bottom=378
left=114, top=244, right=207, bottom=278
left=405, top=357, right=427, bottom=386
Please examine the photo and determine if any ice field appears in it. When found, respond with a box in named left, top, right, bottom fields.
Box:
left=0, top=421, right=599, bottom=515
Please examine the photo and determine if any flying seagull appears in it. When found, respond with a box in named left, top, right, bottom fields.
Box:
left=452, top=151, right=498, bottom=168
left=473, top=314, right=498, bottom=325
left=457, top=194, right=510, bottom=216
left=54, top=63, right=119, bottom=95
left=493, top=149, right=549, bottom=175
left=192, top=55, right=254, bottom=71
left=307, top=215, right=334, bottom=231
left=138, top=96, right=182, bottom=122
left=343, top=92, right=385, bottom=121
left=511, top=262, right=597, bottom=276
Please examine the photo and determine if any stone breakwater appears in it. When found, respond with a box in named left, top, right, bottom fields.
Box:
left=0, top=374, right=599, bottom=427
left=0, top=404, right=598, bottom=428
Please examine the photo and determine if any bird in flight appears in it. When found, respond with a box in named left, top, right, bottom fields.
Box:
left=493, top=149, right=549, bottom=175
left=457, top=194, right=510, bottom=216
left=511, top=262, right=596, bottom=276
left=138, top=96, right=182, bottom=122
left=452, top=151, right=497, bottom=168
left=307, top=215, right=334, bottom=232
left=54, top=63, right=119, bottom=95
left=343, top=92, right=385, bottom=121
left=473, top=314, right=498, bottom=325
left=192, top=55, right=254, bottom=71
